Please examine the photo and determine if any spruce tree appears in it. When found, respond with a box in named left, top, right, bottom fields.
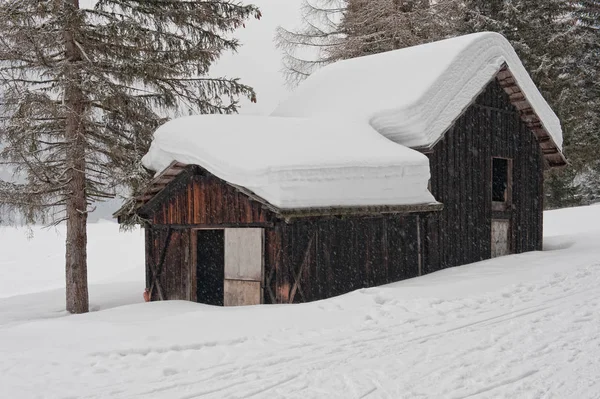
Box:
left=277, top=0, right=463, bottom=85
left=463, top=0, right=600, bottom=207
left=329, top=0, right=463, bottom=61
left=573, top=0, right=600, bottom=204
left=0, top=0, right=260, bottom=313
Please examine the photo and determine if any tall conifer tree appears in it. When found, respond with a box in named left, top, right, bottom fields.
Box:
left=463, top=0, right=600, bottom=206
left=0, top=0, right=260, bottom=313
left=277, top=0, right=463, bottom=85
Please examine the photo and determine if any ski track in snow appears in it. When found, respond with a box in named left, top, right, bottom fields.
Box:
left=4, top=262, right=600, bottom=398
left=1, top=206, right=600, bottom=398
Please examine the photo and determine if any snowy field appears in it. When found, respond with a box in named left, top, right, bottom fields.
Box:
left=1, top=205, right=599, bottom=398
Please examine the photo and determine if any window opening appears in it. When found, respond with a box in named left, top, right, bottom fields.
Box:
left=492, top=158, right=510, bottom=203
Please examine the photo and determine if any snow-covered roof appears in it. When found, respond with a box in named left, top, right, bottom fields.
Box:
left=141, top=115, right=437, bottom=209
left=272, top=32, right=564, bottom=156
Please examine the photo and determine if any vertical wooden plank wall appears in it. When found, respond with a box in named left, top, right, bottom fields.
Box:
left=148, top=173, right=272, bottom=226
left=142, top=168, right=276, bottom=303
left=264, top=215, right=423, bottom=304
left=425, top=79, right=545, bottom=272
left=147, top=227, right=191, bottom=301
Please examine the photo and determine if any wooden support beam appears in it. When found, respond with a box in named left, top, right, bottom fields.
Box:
left=289, top=232, right=316, bottom=304
left=537, top=135, right=552, bottom=143
left=499, top=77, right=517, bottom=87
left=509, top=92, right=526, bottom=101
left=149, top=228, right=174, bottom=300
left=543, top=148, right=559, bottom=155
left=493, top=67, right=566, bottom=168
left=496, top=70, right=512, bottom=81
left=280, top=203, right=443, bottom=221
left=265, top=246, right=280, bottom=304
left=512, top=101, right=530, bottom=110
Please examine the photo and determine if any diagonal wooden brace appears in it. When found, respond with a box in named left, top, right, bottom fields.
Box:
left=289, top=231, right=315, bottom=304
left=149, top=228, right=173, bottom=301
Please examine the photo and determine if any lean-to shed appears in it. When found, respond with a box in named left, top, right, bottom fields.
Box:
left=116, top=32, right=566, bottom=306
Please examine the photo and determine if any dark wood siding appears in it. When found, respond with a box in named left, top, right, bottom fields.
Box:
left=146, top=227, right=191, bottom=301
left=146, top=171, right=273, bottom=226
left=264, top=215, right=424, bottom=304
left=424, top=78, right=544, bottom=272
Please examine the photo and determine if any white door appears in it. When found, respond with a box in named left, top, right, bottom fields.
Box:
left=491, top=220, right=510, bottom=258
left=223, top=228, right=263, bottom=306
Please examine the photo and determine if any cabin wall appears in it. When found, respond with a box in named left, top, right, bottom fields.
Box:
left=147, top=172, right=273, bottom=226
left=146, top=227, right=192, bottom=301
left=425, top=79, right=545, bottom=273
left=142, top=169, right=274, bottom=302
left=264, top=215, right=426, bottom=304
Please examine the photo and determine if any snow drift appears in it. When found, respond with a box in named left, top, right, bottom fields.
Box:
left=2, top=206, right=600, bottom=398
left=272, top=32, right=564, bottom=151
left=141, top=115, right=436, bottom=209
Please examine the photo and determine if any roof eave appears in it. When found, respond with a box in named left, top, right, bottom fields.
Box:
left=114, top=163, right=444, bottom=223
left=496, top=65, right=567, bottom=168
left=418, top=65, right=567, bottom=168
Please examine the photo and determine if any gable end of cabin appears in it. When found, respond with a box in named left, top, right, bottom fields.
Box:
left=423, top=76, right=547, bottom=272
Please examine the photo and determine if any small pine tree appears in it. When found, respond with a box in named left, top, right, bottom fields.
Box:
left=0, top=0, right=260, bottom=313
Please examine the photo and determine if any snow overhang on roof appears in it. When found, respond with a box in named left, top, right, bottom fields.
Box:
left=272, top=32, right=566, bottom=168
left=137, top=115, right=439, bottom=211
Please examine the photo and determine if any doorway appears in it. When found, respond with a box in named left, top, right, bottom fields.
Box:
left=491, top=219, right=510, bottom=258
left=196, top=230, right=224, bottom=306
left=195, top=228, right=263, bottom=306
left=491, top=157, right=513, bottom=258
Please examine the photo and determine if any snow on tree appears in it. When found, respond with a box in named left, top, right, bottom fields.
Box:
left=279, top=0, right=599, bottom=207
left=463, top=0, right=600, bottom=207
left=0, top=0, right=260, bottom=313
left=275, top=0, right=345, bottom=86
left=276, top=0, right=463, bottom=86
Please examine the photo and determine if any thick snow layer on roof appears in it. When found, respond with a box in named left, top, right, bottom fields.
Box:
left=272, top=32, right=563, bottom=150
left=142, top=115, right=437, bottom=209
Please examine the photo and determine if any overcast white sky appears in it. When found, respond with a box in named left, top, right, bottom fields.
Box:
left=209, top=0, right=306, bottom=115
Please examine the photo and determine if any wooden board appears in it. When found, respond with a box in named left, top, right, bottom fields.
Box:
left=491, top=220, right=510, bottom=258
left=224, top=280, right=261, bottom=306
left=264, top=216, right=422, bottom=304
left=424, top=79, right=544, bottom=270
left=224, top=228, right=263, bottom=281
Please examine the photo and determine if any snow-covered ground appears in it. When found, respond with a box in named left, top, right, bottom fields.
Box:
left=0, top=221, right=144, bottom=299
left=1, top=205, right=600, bottom=398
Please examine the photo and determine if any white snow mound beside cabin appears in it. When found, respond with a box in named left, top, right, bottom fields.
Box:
left=141, top=115, right=437, bottom=209
left=272, top=32, right=564, bottom=151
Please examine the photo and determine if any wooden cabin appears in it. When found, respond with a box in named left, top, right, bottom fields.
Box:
left=116, top=33, right=566, bottom=306
left=120, top=162, right=442, bottom=305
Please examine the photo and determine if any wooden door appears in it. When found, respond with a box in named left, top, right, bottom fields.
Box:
left=491, top=220, right=510, bottom=258
left=224, top=228, right=263, bottom=306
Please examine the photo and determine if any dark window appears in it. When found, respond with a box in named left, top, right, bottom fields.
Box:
left=492, top=158, right=509, bottom=202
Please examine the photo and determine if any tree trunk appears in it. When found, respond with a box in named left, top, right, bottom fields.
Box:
left=64, top=0, right=89, bottom=314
